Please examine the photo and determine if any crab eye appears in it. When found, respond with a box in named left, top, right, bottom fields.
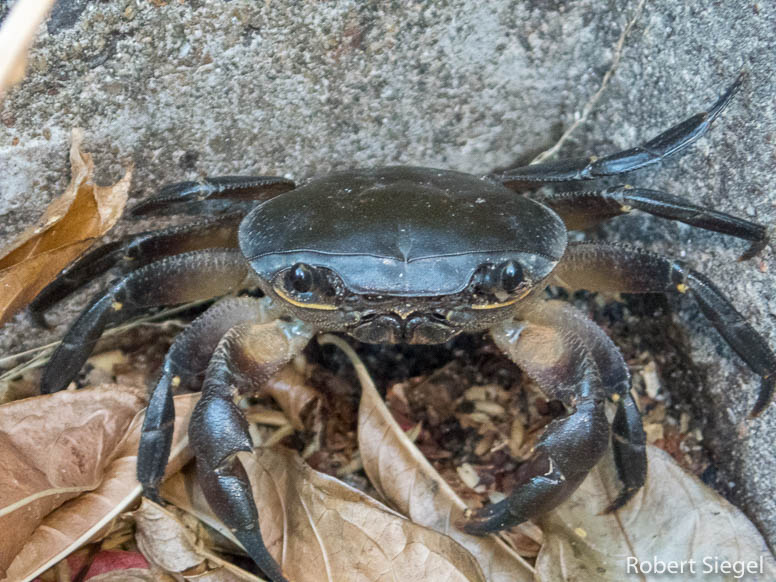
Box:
left=290, top=263, right=314, bottom=293
left=274, top=264, right=342, bottom=311
left=499, top=260, right=523, bottom=293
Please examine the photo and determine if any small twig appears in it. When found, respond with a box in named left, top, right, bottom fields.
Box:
left=0, top=0, right=56, bottom=97
left=531, top=0, right=647, bottom=164
left=263, top=423, right=295, bottom=447
left=0, top=298, right=211, bottom=382
left=245, top=408, right=291, bottom=427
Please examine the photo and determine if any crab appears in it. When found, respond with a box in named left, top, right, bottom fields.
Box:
left=32, top=74, right=774, bottom=582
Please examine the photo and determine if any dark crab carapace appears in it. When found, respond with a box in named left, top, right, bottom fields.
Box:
left=32, top=74, right=775, bottom=582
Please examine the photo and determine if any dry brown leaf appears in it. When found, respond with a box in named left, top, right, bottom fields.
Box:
left=187, top=572, right=248, bottom=582
left=262, top=367, right=320, bottom=431
left=50, top=549, right=154, bottom=582
left=162, top=447, right=487, bottom=582
left=0, top=391, right=198, bottom=582
left=320, top=335, right=534, bottom=582
left=0, top=128, right=131, bottom=325
left=536, top=446, right=776, bottom=582
left=134, top=499, right=205, bottom=575
left=86, top=569, right=156, bottom=582
left=0, top=0, right=56, bottom=96
left=133, top=499, right=260, bottom=581
left=0, top=384, right=146, bottom=575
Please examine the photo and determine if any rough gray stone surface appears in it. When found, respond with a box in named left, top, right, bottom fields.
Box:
left=1, top=0, right=775, bottom=550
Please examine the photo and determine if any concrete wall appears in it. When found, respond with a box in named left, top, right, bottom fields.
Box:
left=1, top=0, right=774, bottom=547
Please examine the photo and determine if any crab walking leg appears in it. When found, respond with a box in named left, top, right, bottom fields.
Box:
left=138, top=296, right=283, bottom=501
left=189, top=318, right=315, bottom=582
left=530, top=185, right=768, bottom=260
left=41, top=249, right=253, bottom=394
left=29, top=239, right=126, bottom=326
left=461, top=313, right=610, bottom=534
left=524, top=300, right=647, bottom=512
left=554, top=242, right=776, bottom=416
left=496, top=73, right=743, bottom=187
left=130, top=175, right=296, bottom=216
left=29, top=214, right=242, bottom=326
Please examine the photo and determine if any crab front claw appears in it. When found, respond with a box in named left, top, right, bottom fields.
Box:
left=460, top=399, right=607, bottom=534
left=138, top=296, right=282, bottom=500
left=187, top=317, right=314, bottom=582
left=460, top=300, right=646, bottom=534
left=192, top=395, right=287, bottom=582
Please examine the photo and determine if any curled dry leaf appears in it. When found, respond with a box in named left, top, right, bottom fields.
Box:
left=0, top=390, right=198, bottom=582
left=262, top=367, right=320, bottom=431
left=162, top=447, right=487, bottom=582
left=133, top=498, right=259, bottom=581
left=536, top=446, right=776, bottom=582
left=0, top=128, right=131, bottom=325
left=319, top=335, right=534, bottom=582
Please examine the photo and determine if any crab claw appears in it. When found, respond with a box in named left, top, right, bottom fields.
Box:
left=458, top=399, right=608, bottom=534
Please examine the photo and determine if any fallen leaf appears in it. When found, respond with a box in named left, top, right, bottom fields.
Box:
left=536, top=446, right=776, bottom=582
left=59, top=549, right=151, bottom=581
left=162, top=447, right=487, bottom=582
left=134, top=499, right=204, bottom=575
left=319, top=335, right=534, bottom=582
left=0, top=128, right=131, bottom=325
left=133, top=499, right=260, bottom=581
left=262, top=367, right=320, bottom=431
left=0, top=0, right=56, bottom=96
left=86, top=569, right=155, bottom=582
left=0, top=384, right=145, bottom=575
left=1, top=390, right=198, bottom=582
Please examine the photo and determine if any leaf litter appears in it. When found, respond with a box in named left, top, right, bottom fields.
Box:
left=536, top=446, right=776, bottom=581
left=0, top=388, right=197, bottom=582
left=318, top=334, right=534, bottom=582
left=4, top=309, right=776, bottom=581
left=2, top=2, right=775, bottom=579
left=0, top=140, right=773, bottom=582
left=132, top=499, right=259, bottom=581
left=162, top=447, right=487, bottom=582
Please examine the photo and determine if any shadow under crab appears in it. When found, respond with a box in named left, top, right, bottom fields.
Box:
left=32, top=74, right=775, bottom=582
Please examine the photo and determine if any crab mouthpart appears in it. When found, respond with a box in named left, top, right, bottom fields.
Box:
left=349, top=313, right=458, bottom=344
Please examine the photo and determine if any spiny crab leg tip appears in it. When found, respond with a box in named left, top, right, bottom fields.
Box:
left=736, top=222, right=772, bottom=262
left=601, top=492, right=633, bottom=515
left=725, top=70, right=746, bottom=101
left=707, top=71, right=746, bottom=121
left=458, top=518, right=497, bottom=537
left=732, top=69, right=748, bottom=90
left=238, top=531, right=289, bottom=582
left=748, top=377, right=775, bottom=418
left=26, top=306, right=51, bottom=329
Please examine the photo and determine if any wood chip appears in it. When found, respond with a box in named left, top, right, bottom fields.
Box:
left=642, top=361, right=661, bottom=399
left=457, top=463, right=480, bottom=489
